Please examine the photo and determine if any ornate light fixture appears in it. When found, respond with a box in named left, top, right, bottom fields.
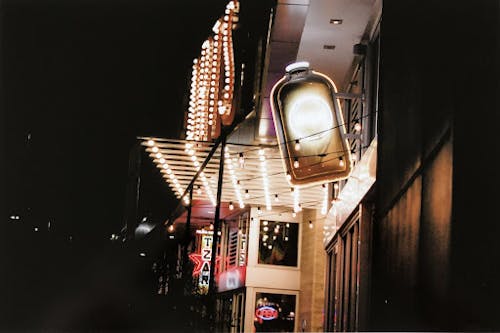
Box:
left=270, top=61, right=353, bottom=186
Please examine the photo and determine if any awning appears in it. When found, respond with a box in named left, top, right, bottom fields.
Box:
left=141, top=137, right=330, bottom=223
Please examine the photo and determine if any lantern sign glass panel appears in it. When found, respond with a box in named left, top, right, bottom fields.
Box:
left=270, top=61, right=353, bottom=186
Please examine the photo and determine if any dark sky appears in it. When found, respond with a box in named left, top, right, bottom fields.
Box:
left=3, top=0, right=229, bottom=240
left=1, top=0, right=229, bottom=329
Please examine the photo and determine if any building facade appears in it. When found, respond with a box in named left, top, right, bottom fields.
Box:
left=140, top=0, right=500, bottom=331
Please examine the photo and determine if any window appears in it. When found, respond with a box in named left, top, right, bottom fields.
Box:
left=325, top=213, right=361, bottom=331
left=258, top=220, right=298, bottom=267
left=254, top=292, right=296, bottom=332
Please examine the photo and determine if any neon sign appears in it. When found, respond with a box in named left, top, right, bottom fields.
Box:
left=189, top=253, right=222, bottom=276
left=255, top=306, right=279, bottom=321
left=217, top=266, right=246, bottom=292
left=189, top=234, right=222, bottom=294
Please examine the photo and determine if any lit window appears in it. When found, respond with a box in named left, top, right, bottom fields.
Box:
left=258, top=220, right=298, bottom=267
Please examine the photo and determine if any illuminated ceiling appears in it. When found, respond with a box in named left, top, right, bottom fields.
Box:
left=142, top=137, right=329, bottom=216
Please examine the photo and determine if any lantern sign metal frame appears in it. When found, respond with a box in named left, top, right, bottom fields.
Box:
left=270, top=61, right=354, bottom=186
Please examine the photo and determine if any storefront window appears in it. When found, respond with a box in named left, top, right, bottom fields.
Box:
left=254, top=292, right=296, bottom=332
left=258, top=221, right=298, bottom=266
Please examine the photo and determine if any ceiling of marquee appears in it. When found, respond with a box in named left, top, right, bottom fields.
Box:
left=142, top=137, right=329, bottom=222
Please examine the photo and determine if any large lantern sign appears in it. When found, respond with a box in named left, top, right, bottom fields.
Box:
left=270, top=61, right=353, bottom=186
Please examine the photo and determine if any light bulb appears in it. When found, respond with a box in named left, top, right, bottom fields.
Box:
left=294, top=140, right=301, bottom=151
left=274, top=194, right=279, bottom=202
left=229, top=202, right=234, bottom=210
left=293, top=158, right=300, bottom=168
left=309, top=220, right=313, bottom=229
left=339, top=157, right=344, bottom=167
left=354, top=122, right=361, bottom=132
left=286, top=172, right=291, bottom=181
left=168, top=225, right=174, bottom=233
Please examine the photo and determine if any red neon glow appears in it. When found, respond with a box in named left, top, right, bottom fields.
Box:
left=189, top=253, right=222, bottom=276
left=255, top=306, right=278, bottom=321
left=216, top=266, right=246, bottom=292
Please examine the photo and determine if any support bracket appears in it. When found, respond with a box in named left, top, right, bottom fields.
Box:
left=345, top=133, right=362, bottom=140
left=335, top=92, right=364, bottom=101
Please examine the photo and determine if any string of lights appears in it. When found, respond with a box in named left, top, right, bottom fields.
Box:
left=144, top=84, right=374, bottom=224
left=224, top=111, right=375, bottom=155
left=141, top=111, right=372, bottom=152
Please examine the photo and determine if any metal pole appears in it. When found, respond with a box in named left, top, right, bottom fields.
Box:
left=123, top=142, right=141, bottom=240
left=163, top=107, right=255, bottom=227
left=208, top=134, right=226, bottom=333
left=184, top=186, right=194, bottom=246
left=182, top=186, right=194, bottom=277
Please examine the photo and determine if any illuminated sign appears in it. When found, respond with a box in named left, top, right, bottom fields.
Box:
left=185, top=0, right=239, bottom=142
left=188, top=234, right=221, bottom=294
left=255, top=306, right=279, bottom=321
left=199, top=235, right=212, bottom=290
left=217, top=266, right=246, bottom=292
left=195, top=229, right=214, bottom=235
left=270, top=61, right=353, bottom=186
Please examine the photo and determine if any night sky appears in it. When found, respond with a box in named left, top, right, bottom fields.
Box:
left=1, top=0, right=229, bottom=329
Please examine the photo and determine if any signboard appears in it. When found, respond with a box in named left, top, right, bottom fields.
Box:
left=199, top=235, right=212, bottom=290
left=255, top=305, right=279, bottom=321
left=270, top=61, right=353, bottom=186
left=184, top=1, right=239, bottom=142
left=189, top=234, right=213, bottom=294
left=189, top=234, right=221, bottom=295
left=217, top=266, right=246, bottom=292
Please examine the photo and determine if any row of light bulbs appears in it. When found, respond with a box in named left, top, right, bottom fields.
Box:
left=147, top=140, right=185, bottom=199
left=224, top=146, right=245, bottom=209
left=185, top=0, right=238, bottom=142
left=149, top=138, right=336, bottom=221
